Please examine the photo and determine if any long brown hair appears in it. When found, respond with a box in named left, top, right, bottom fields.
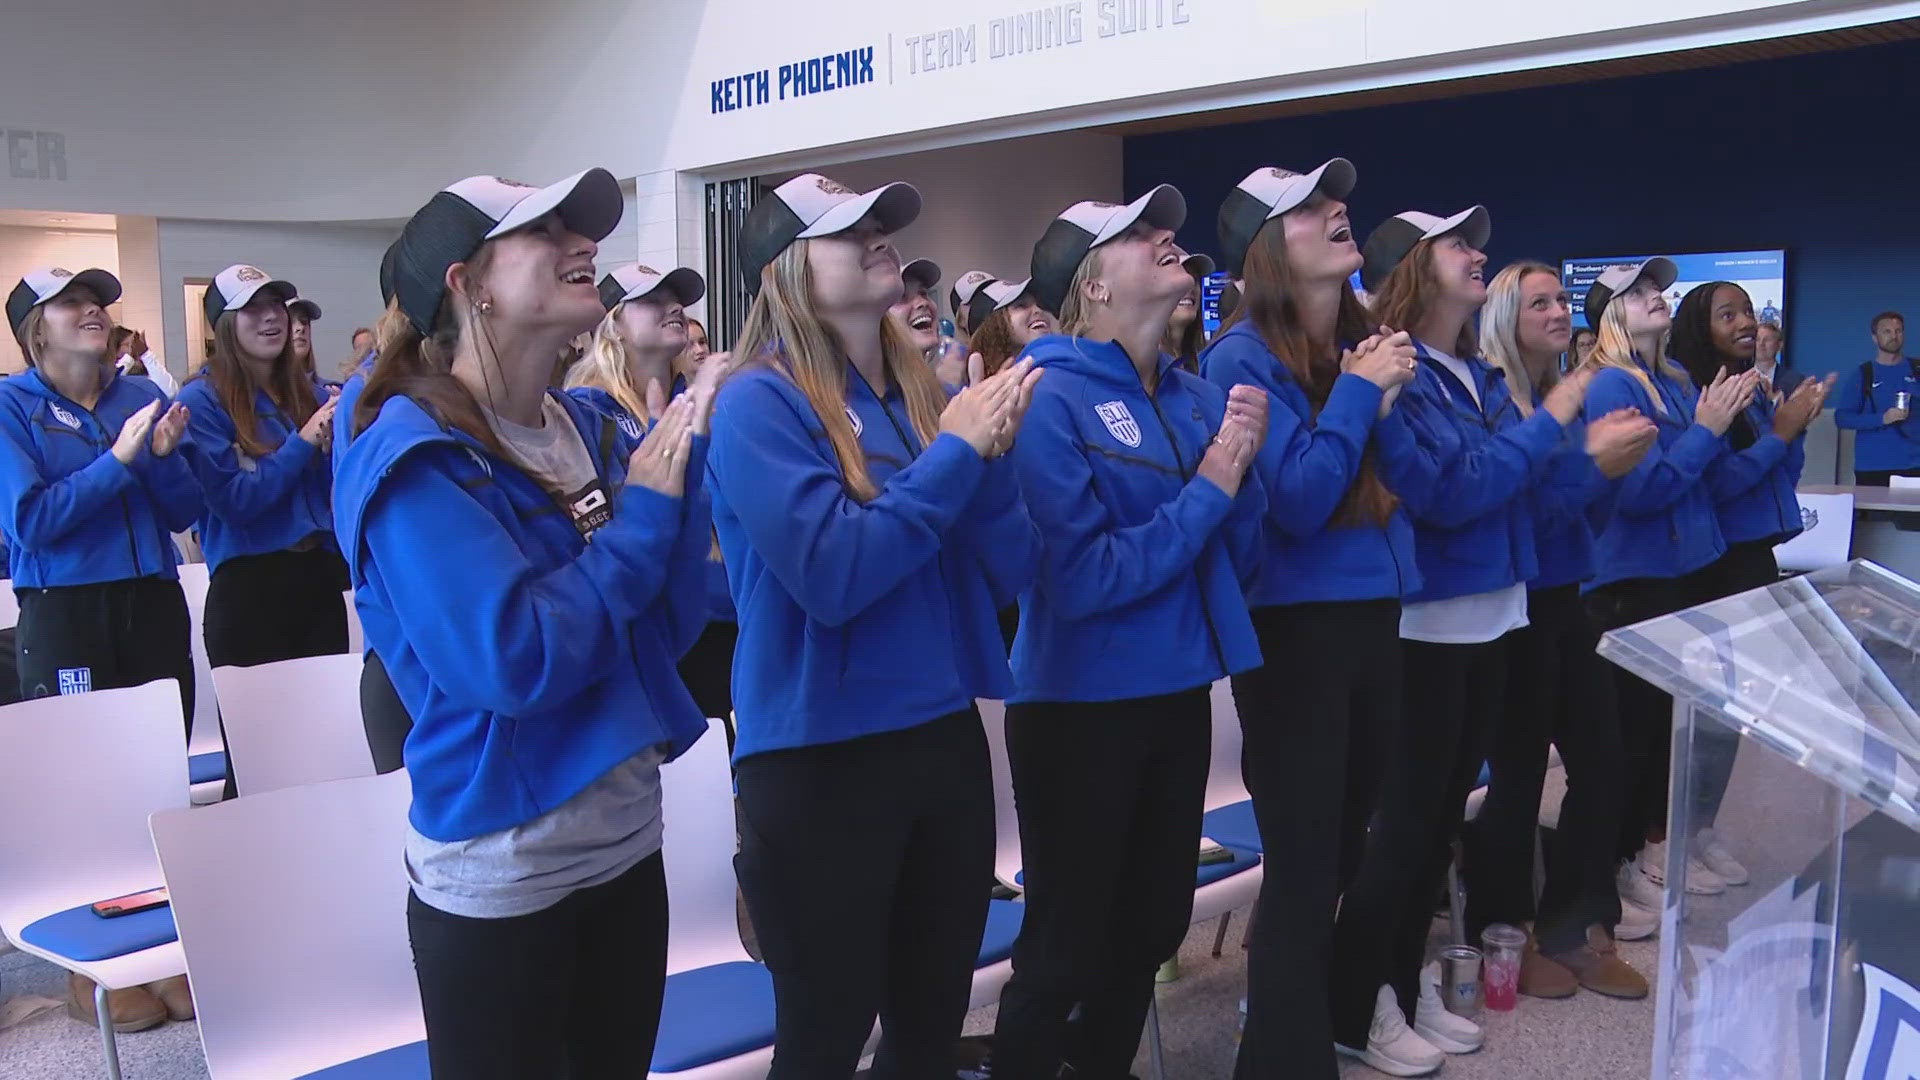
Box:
left=1163, top=302, right=1205, bottom=373
left=207, top=312, right=320, bottom=458
left=353, top=246, right=502, bottom=454
left=732, top=240, right=945, bottom=502
left=1371, top=237, right=1478, bottom=360
left=1226, top=217, right=1395, bottom=526
left=969, top=307, right=1023, bottom=377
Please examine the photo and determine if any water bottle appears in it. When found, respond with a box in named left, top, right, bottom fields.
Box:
left=935, top=318, right=956, bottom=362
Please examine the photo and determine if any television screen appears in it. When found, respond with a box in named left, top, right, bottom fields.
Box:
left=1562, top=250, right=1786, bottom=329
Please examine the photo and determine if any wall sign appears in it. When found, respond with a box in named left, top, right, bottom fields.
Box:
left=5, top=129, right=67, bottom=181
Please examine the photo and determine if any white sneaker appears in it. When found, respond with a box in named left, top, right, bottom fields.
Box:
left=1693, top=828, right=1750, bottom=886
left=1639, top=840, right=1726, bottom=895
left=1614, top=897, right=1659, bottom=941
left=1416, top=961, right=1485, bottom=1053
left=1617, top=858, right=1666, bottom=912
left=1334, top=984, right=1444, bottom=1077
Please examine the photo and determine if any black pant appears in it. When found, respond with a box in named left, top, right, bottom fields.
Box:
left=17, top=576, right=194, bottom=735
left=360, top=649, right=412, bottom=775
left=1584, top=571, right=1723, bottom=857
left=1854, top=468, right=1920, bottom=486
left=1467, top=585, right=1627, bottom=953
left=993, top=686, right=1211, bottom=1080
left=736, top=708, right=993, bottom=1079
left=205, top=548, right=349, bottom=798
left=1685, top=541, right=1780, bottom=829
left=676, top=619, right=737, bottom=729
left=1331, top=635, right=1507, bottom=1045
left=1232, top=601, right=1399, bottom=1080
left=408, top=852, right=668, bottom=1079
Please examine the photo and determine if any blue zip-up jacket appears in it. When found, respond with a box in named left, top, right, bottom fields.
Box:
left=0, top=370, right=201, bottom=587
left=177, top=373, right=335, bottom=571
left=1374, top=341, right=1561, bottom=603
left=1199, top=321, right=1418, bottom=606
left=706, top=360, right=1038, bottom=761
left=1581, top=360, right=1728, bottom=587
left=1525, top=397, right=1610, bottom=591
left=1711, top=394, right=1805, bottom=546
left=567, top=385, right=735, bottom=623
left=1835, top=358, right=1920, bottom=473
left=1009, top=335, right=1265, bottom=703
left=332, top=389, right=710, bottom=842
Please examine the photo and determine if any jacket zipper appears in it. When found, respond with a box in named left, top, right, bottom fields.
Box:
left=77, top=398, right=144, bottom=577
left=1134, top=362, right=1227, bottom=676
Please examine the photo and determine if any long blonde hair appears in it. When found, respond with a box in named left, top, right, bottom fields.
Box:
left=1055, top=248, right=1107, bottom=338
left=1480, top=262, right=1559, bottom=418
left=566, top=308, right=648, bottom=423
left=734, top=240, right=945, bottom=501
left=1591, top=291, right=1684, bottom=413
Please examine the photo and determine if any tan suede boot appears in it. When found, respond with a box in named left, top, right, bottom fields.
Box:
left=146, top=974, right=195, bottom=1021
left=1544, top=925, right=1649, bottom=999
left=66, top=971, right=167, bottom=1033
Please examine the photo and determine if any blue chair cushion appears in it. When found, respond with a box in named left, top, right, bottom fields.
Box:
left=19, top=897, right=177, bottom=962
left=651, top=961, right=776, bottom=1072
left=978, top=898, right=1023, bottom=966
left=1015, top=845, right=1260, bottom=891
left=189, top=751, right=228, bottom=786
left=1201, top=800, right=1261, bottom=854
left=297, top=1040, right=428, bottom=1078
left=1196, top=844, right=1260, bottom=888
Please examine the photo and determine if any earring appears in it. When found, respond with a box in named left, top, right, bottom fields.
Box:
left=477, top=300, right=493, bottom=315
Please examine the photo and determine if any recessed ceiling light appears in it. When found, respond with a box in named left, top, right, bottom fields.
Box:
left=48, top=217, right=68, bottom=223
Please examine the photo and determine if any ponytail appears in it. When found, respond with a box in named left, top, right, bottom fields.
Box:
left=354, top=248, right=502, bottom=456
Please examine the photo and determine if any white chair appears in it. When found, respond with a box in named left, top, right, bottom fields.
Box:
left=213, top=652, right=371, bottom=797
left=651, top=724, right=776, bottom=1078
left=176, top=561, right=226, bottom=804
left=342, top=590, right=365, bottom=658
left=0, top=679, right=189, bottom=1080
left=1890, top=475, right=1920, bottom=492
left=149, top=770, right=422, bottom=1079
left=0, top=584, right=19, bottom=631
left=980, top=698, right=1026, bottom=893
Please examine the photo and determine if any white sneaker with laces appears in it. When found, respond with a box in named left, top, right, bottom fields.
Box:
left=1614, top=897, right=1659, bottom=941
left=1617, top=858, right=1666, bottom=912
left=1416, top=961, right=1485, bottom=1053
left=1639, top=839, right=1725, bottom=895
left=1693, top=828, right=1749, bottom=886
left=1334, top=984, right=1443, bottom=1077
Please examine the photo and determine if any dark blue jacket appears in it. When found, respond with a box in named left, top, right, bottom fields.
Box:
left=177, top=373, right=335, bottom=570
left=1581, top=360, right=1728, bottom=588
left=1376, top=342, right=1562, bottom=603
left=1834, top=358, right=1920, bottom=473
left=1198, top=322, right=1418, bottom=605
left=332, top=390, right=710, bottom=842
left=1711, top=395, right=1805, bottom=547
left=1009, top=335, right=1265, bottom=702
left=0, top=370, right=201, bottom=587
left=705, top=361, right=1036, bottom=760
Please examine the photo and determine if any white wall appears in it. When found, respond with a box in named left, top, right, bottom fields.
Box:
left=0, top=225, right=121, bottom=371
left=155, top=220, right=397, bottom=382
left=114, top=216, right=165, bottom=370
left=801, top=132, right=1123, bottom=314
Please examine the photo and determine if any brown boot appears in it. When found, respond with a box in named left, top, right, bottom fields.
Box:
left=146, top=975, right=194, bottom=1021
left=66, top=972, right=167, bottom=1033
left=1518, top=926, right=1578, bottom=998
left=1545, top=925, right=1649, bottom=999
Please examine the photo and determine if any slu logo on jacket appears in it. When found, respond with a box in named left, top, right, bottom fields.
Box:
left=48, top=405, right=80, bottom=430
left=1095, top=400, right=1142, bottom=447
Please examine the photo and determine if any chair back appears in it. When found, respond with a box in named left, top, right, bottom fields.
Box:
left=660, top=725, right=751, bottom=973
left=977, top=700, right=1026, bottom=891
left=213, top=653, right=371, bottom=797
left=1203, top=679, right=1250, bottom=811
left=176, top=562, right=221, bottom=758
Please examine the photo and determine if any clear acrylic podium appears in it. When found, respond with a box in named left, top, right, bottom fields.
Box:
left=1599, top=560, right=1920, bottom=1080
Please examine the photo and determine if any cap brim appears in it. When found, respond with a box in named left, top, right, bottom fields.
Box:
left=1094, top=184, right=1187, bottom=246
left=1182, top=254, right=1215, bottom=279
left=62, top=269, right=123, bottom=310
left=901, top=259, right=941, bottom=291
left=1265, top=158, right=1357, bottom=221
left=624, top=267, right=706, bottom=308
left=225, top=279, right=297, bottom=315
left=1425, top=205, right=1491, bottom=250
left=799, top=181, right=922, bottom=239
left=288, top=299, right=322, bottom=320
left=487, top=167, right=624, bottom=243
left=1639, top=257, right=1679, bottom=292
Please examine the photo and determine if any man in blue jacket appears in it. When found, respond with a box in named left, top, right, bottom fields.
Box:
left=1835, top=310, right=1920, bottom=484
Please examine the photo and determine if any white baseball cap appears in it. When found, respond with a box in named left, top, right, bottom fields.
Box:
left=954, top=273, right=1039, bottom=334
left=392, top=168, right=624, bottom=334
left=7, top=266, right=121, bottom=335
left=204, top=264, right=297, bottom=329
left=1029, top=185, right=1187, bottom=314
left=598, top=263, right=706, bottom=312
left=1361, top=206, right=1491, bottom=292
left=739, top=173, right=921, bottom=290
left=1585, top=257, right=1679, bottom=329
left=1216, top=160, right=1356, bottom=277
left=901, top=258, right=941, bottom=293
